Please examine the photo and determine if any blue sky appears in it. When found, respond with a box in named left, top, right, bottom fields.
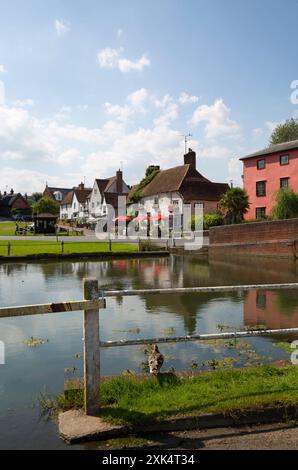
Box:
left=0, top=0, right=297, bottom=193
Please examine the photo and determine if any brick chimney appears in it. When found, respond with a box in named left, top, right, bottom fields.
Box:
left=184, top=148, right=196, bottom=171
left=78, top=182, right=84, bottom=190
left=116, top=169, right=123, bottom=194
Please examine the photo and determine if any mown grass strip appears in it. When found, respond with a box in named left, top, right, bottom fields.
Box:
left=56, top=365, right=298, bottom=426
left=0, top=240, right=138, bottom=257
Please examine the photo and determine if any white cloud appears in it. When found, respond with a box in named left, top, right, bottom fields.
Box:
left=0, top=65, right=7, bottom=74
left=0, top=81, right=5, bottom=105
left=13, top=98, right=34, bottom=107
left=55, top=19, right=70, bottom=37
left=265, top=121, right=278, bottom=133
left=127, top=88, right=148, bottom=108
left=118, top=55, right=150, bottom=72
left=191, top=98, right=240, bottom=139
left=179, top=92, right=199, bottom=105
left=97, top=47, right=150, bottom=72
left=0, top=88, right=236, bottom=195
left=97, top=47, right=123, bottom=68
left=200, top=146, right=231, bottom=159
left=228, top=158, right=243, bottom=187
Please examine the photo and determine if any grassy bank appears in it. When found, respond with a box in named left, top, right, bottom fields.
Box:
left=0, top=240, right=138, bottom=257
left=56, top=365, right=298, bottom=425
left=0, top=222, right=16, bottom=236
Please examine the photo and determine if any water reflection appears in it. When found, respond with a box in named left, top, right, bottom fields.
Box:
left=0, top=254, right=298, bottom=449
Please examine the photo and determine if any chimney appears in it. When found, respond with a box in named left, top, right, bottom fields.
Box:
left=10, top=188, right=14, bottom=195
left=116, top=169, right=123, bottom=194
left=78, top=182, right=84, bottom=190
left=184, top=148, right=196, bottom=171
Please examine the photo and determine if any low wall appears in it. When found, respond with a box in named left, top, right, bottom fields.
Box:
left=209, top=218, right=298, bottom=258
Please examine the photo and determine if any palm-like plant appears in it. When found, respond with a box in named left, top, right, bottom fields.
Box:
left=219, top=187, right=250, bottom=224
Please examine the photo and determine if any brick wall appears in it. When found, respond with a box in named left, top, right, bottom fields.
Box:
left=209, top=218, right=298, bottom=258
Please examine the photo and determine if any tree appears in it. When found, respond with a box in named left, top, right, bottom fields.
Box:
left=130, top=166, right=160, bottom=203
left=270, top=118, right=298, bottom=145
left=30, top=192, right=43, bottom=204
left=271, top=188, right=298, bottom=220
left=32, top=197, right=60, bottom=215
left=219, top=187, right=250, bottom=224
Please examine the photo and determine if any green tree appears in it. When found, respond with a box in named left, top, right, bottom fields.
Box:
left=219, top=187, right=249, bottom=224
left=130, top=166, right=160, bottom=203
left=30, top=192, right=43, bottom=204
left=271, top=188, right=298, bottom=220
left=32, top=197, right=60, bottom=215
left=270, top=118, right=298, bottom=145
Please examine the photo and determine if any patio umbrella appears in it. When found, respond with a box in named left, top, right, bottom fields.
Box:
left=112, top=216, right=132, bottom=222
left=150, top=214, right=169, bottom=221
left=133, top=214, right=150, bottom=222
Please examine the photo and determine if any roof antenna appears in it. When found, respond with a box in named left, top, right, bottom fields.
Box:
left=181, top=133, right=192, bottom=154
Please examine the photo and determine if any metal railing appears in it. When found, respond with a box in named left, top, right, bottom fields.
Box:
left=0, top=280, right=298, bottom=416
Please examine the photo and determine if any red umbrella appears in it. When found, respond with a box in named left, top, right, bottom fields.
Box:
left=133, top=214, right=150, bottom=222
left=150, top=214, right=168, bottom=221
left=112, top=216, right=132, bottom=222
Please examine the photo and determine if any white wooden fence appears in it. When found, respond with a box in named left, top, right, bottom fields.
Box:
left=0, top=280, right=298, bottom=416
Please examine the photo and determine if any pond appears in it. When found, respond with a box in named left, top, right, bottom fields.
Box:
left=0, top=254, right=298, bottom=449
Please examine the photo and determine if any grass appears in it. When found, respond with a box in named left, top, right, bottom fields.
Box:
left=0, top=222, right=16, bottom=236
left=56, top=365, right=298, bottom=426
left=0, top=240, right=138, bottom=257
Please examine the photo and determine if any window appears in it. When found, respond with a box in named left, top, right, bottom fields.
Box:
left=257, top=159, right=265, bottom=170
left=154, top=197, right=159, bottom=205
left=256, top=207, right=266, bottom=219
left=256, top=181, right=266, bottom=197
left=280, top=177, right=289, bottom=189
left=256, top=292, right=267, bottom=309
left=173, top=200, right=179, bottom=206
left=280, top=154, right=289, bottom=165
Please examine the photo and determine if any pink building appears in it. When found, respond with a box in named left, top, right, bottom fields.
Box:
left=240, top=139, right=298, bottom=220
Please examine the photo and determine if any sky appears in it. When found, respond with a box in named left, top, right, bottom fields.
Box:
left=0, top=0, right=298, bottom=194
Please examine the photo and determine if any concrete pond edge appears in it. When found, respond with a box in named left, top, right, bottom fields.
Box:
left=58, top=405, right=298, bottom=445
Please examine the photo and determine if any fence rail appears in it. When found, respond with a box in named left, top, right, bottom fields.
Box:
left=0, top=280, right=298, bottom=416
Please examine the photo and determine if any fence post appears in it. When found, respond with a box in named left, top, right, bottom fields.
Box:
left=83, top=278, right=101, bottom=416
left=7, top=242, right=11, bottom=257
left=109, top=238, right=112, bottom=252
left=61, top=240, right=64, bottom=254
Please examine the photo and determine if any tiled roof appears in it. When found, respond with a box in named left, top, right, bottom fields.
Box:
left=44, top=186, right=72, bottom=200
left=140, top=165, right=210, bottom=197
left=240, top=139, right=298, bottom=160
left=180, top=180, right=229, bottom=202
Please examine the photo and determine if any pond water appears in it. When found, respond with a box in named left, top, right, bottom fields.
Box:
left=0, top=254, right=298, bottom=449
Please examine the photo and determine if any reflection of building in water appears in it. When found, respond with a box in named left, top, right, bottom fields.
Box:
left=244, top=290, right=298, bottom=329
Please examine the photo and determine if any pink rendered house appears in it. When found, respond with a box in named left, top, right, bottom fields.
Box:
left=240, top=139, right=298, bottom=220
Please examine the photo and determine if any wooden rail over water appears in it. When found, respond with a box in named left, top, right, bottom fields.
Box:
left=0, top=280, right=298, bottom=416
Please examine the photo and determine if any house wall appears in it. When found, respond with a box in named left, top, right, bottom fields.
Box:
left=244, top=290, right=298, bottom=330
left=141, top=193, right=218, bottom=215
left=89, top=181, right=105, bottom=217
left=141, top=192, right=183, bottom=215
left=242, top=148, right=298, bottom=220
left=209, top=218, right=298, bottom=258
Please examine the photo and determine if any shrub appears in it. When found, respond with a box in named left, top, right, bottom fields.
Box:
left=271, top=188, right=298, bottom=220
left=191, top=213, right=224, bottom=231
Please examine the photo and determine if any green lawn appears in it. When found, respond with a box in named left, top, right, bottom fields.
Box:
left=0, top=222, right=16, bottom=236
left=57, top=365, right=298, bottom=425
left=0, top=240, right=138, bottom=257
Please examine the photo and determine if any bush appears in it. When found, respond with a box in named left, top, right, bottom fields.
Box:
left=191, top=213, right=224, bottom=231
left=271, top=188, right=298, bottom=220
left=139, top=240, right=161, bottom=252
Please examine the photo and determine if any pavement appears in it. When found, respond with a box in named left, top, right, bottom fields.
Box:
left=97, top=423, right=298, bottom=450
